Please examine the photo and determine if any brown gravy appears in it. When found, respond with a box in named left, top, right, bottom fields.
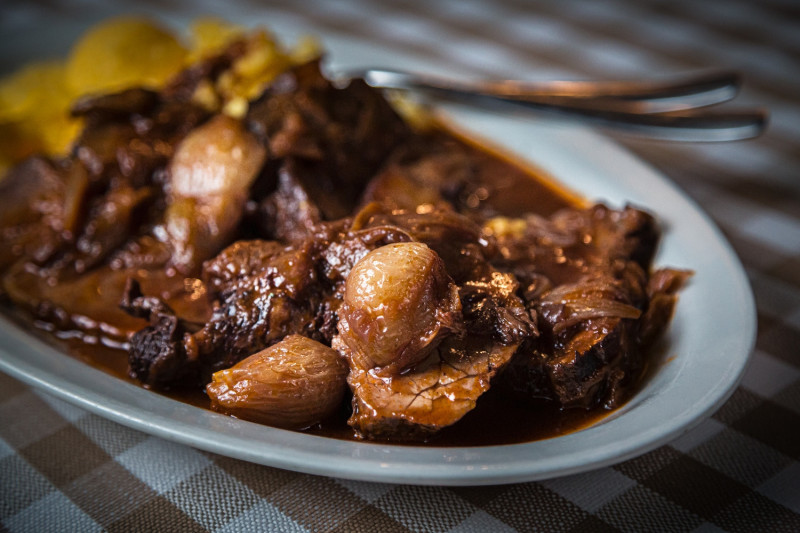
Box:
left=56, top=337, right=609, bottom=446
left=6, top=129, right=618, bottom=446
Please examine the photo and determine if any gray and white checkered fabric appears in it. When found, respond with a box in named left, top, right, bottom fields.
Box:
left=2, top=0, right=799, bottom=531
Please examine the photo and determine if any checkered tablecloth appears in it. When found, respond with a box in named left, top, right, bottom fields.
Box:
left=1, top=1, right=799, bottom=531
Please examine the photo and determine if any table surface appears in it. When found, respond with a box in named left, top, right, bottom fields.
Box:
left=1, top=0, right=799, bottom=532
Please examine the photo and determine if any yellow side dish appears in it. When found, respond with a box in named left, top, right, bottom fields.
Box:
left=66, top=17, right=189, bottom=95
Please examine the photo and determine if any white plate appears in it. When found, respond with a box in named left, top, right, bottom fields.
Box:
left=0, top=23, right=755, bottom=486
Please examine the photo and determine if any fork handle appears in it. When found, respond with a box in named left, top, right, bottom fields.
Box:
left=354, top=68, right=741, bottom=112
left=431, top=90, right=767, bottom=141
left=352, top=70, right=767, bottom=141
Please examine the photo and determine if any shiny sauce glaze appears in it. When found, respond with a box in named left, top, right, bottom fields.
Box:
left=9, top=130, right=619, bottom=446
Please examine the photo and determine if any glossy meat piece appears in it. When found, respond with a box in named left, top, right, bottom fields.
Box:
left=534, top=273, right=644, bottom=408
left=200, top=241, right=322, bottom=371
left=246, top=60, right=412, bottom=220
left=255, top=160, right=324, bottom=244
left=495, top=204, right=687, bottom=409
left=360, top=132, right=575, bottom=220
left=121, top=278, right=199, bottom=387
left=338, top=335, right=518, bottom=441
left=360, top=135, right=478, bottom=213
left=5, top=255, right=210, bottom=350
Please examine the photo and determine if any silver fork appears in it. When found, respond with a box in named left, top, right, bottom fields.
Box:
left=343, top=68, right=767, bottom=142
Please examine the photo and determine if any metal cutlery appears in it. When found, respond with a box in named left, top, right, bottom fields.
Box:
left=343, top=68, right=767, bottom=141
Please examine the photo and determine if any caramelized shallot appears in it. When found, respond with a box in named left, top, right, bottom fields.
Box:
left=163, top=114, right=266, bottom=273
left=206, top=335, right=347, bottom=429
left=337, top=241, right=463, bottom=374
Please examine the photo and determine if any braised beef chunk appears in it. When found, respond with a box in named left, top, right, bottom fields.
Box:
left=360, top=136, right=478, bottom=213
left=247, top=60, right=412, bottom=220
left=492, top=205, right=659, bottom=290
left=495, top=205, right=689, bottom=410
left=341, top=336, right=520, bottom=441
left=121, top=279, right=198, bottom=387
left=195, top=240, right=325, bottom=368
left=360, top=132, right=573, bottom=220
left=460, top=273, right=538, bottom=345
left=255, top=160, right=325, bottom=243
left=71, top=87, right=160, bottom=118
